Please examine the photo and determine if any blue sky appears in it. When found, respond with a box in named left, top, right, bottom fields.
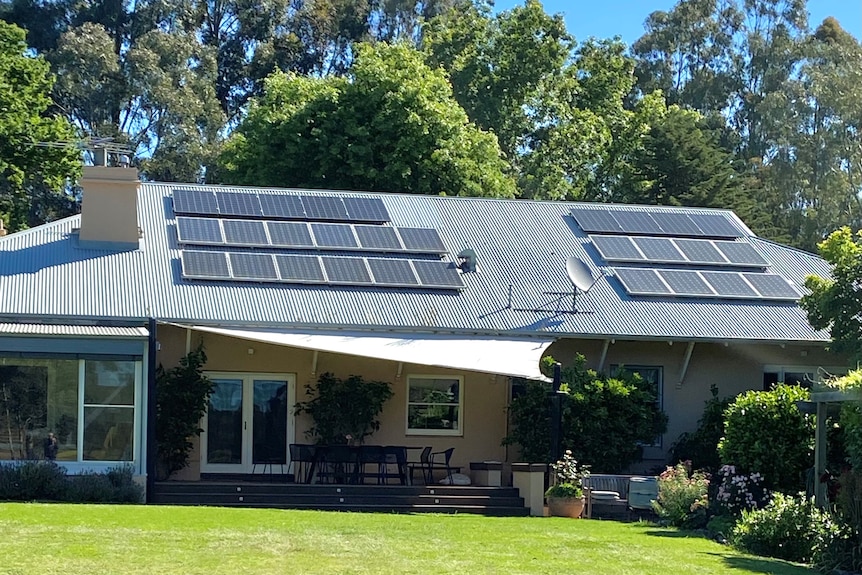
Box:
left=491, top=0, right=862, bottom=45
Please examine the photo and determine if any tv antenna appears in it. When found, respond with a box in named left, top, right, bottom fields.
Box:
left=511, top=256, right=603, bottom=314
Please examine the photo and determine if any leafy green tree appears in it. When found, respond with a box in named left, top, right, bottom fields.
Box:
left=0, top=21, right=80, bottom=232
left=294, top=372, right=393, bottom=445
left=504, top=355, right=667, bottom=473
left=219, top=42, right=516, bottom=197
left=155, top=345, right=214, bottom=480
left=802, top=227, right=862, bottom=361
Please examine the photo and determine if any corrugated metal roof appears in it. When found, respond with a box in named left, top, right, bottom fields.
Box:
left=0, top=180, right=833, bottom=343
left=0, top=323, right=148, bottom=338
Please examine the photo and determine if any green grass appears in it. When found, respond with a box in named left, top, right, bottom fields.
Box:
left=0, top=503, right=814, bottom=575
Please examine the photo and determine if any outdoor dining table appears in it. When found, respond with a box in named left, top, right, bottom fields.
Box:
left=301, top=444, right=416, bottom=485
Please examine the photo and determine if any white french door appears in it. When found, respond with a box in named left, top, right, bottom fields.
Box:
left=201, top=372, right=295, bottom=474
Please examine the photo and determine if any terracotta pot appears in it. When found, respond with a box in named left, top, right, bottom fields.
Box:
left=547, top=496, right=586, bottom=518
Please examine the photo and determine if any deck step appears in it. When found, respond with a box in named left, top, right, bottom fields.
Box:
left=150, top=481, right=528, bottom=516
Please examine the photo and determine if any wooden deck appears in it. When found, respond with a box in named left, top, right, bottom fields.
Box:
left=150, top=479, right=529, bottom=516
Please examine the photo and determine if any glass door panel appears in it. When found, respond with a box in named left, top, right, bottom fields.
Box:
left=204, top=378, right=244, bottom=467
left=202, top=374, right=294, bottom=474
left=252, top=380, right=288, bottom=467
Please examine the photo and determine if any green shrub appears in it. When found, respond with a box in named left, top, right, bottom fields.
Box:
left=0, top=461, right=67, bottom=500
left=718, top=384, right=814, bottom=492
left=156, top=345, right=214, bottom=480
left=652, top=462, right=710, bottom=529
left=0, top=463, right=142, bottom=503
left=295, top=372, right=393, bottom=444
left=504, top=355, right=667, bottom=472
left=669, top=385, right=732, bottom=473
left=714, top=464, right=769, bottom=516
left=730, top=492, right=840, bottom=563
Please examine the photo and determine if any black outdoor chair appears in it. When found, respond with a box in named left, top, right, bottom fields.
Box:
left=380, top=446, right=408, bottom=485
left=315, top=445, right=360, bottom=484
left=288, top=443, right=317, bottom=483
left=408, top=446, right=460, bottom=485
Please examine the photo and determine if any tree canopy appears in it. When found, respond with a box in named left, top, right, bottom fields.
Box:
left=219, top=42, right=516, bottom=198
left=0, top=20, right=80, bottom=232
left=802, top=227, right=862, bottom=361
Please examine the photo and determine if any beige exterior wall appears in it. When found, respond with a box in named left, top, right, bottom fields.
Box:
left=547, top=338, right=849, bottom=472
left=156, top=324, right=509, bottom=480
left=156, top=323, right=851, bottom=480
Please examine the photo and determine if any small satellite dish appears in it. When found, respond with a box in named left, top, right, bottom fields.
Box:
left=566, top=257, right=595, bottom=293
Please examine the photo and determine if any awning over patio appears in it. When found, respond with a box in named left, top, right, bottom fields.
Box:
left=182, top=324, right=554, bottom=380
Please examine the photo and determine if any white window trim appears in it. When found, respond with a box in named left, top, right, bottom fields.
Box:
left=405, top=374, right=464, bottom=437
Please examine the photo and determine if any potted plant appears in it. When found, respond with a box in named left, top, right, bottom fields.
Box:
left=546, top=449, right=590, bottom=518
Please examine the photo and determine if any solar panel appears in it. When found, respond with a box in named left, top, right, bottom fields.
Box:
left=614, top=268, right=672, bottom=295
left=173, top=189, right=219, bottom=215
left=355, top=225, right=402, bottom=251
left=267, top=222, right=314, bottom=247
left=312, top=223, right=358, bottom=249
left=591, top=235, right=644, bottom=261
left=658, top=270, right=714, bottom=296
left=690, top=214, right=743, bottom=238
left=301, top=196, right=349, bottom=221
left=368, top=259, right=419, bottom=285
left=674, top=239, right=726, bottom=264
left=322, top=256, right=372, bottom=283
left=570, top=209, right=621, bottom=234
left=176, top=217, right=223, bottom=244
left=343, top=197, right=390, bottom=223
left=181, top=251, right=230, bottom=279
left=632, top=237, right=686, bottom=262
left=701, top=271, right=759, bottom=297
left=412, top=261, right=464, bottom=289
left=397, top=228, right=446, bottom=253
left=610, top=211, right=663, bottom=235
left=216, top=192, right=261, bottom=217
left=743, top=273, right=801, bottom=300
left=274, top=255, right=325, bottom=282
left=222, top=220, right=269, bottom=246
left=651, top=212, right=703, bottom=236
left=229, top=253, right=277, bottom=280
left=260, top=194, right=306, bottom=219
left=714, top=241, right=769, bottom=267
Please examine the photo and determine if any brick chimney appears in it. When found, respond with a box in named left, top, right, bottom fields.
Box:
left=78, top=166, right=140, bottom=249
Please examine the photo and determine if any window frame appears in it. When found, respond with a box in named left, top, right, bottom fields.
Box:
left=610, top=364, right=663, bottom=447
left=405, top=374, right=464, bottom=437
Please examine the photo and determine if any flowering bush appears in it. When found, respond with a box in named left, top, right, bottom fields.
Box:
left=731, top=492, right=842, bottom=563
left=714, top=464, right=770, bottom=515
left=545, top=450, right=590, bottom=498
left=652, top=461, right=710, bottom=529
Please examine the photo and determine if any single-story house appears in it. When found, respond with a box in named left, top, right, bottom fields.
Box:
left=0, top=166, right=847, bottom=496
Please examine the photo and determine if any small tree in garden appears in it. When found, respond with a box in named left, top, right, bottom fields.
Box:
left=295, top=373, right=393, bottom=444
left=155, top=345, right=214, bottom=480
left=504, top=354, right=667, bottom=472
left=718, top=384, right=813, bottom=493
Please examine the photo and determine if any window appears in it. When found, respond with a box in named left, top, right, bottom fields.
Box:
left=611, top=364, right=663, bottom=447
left=762, top=365, right=846, bottom=391
left=406, top=376, right=463, bottom=436
left=0, top=357, right=139, bottom=463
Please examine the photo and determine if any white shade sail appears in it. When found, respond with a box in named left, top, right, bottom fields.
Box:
left=184, top=325, right=554, bottom=380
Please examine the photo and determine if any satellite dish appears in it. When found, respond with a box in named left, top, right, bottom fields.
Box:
left=566, top=257, right=595, bottom=292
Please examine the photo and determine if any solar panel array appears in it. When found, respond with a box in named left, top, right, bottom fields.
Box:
left=614, top=268, right=800, bottom=301
left=173, top=189, right=390, bottom=223
left=173, top=187, right=464, bottom=291
left=591, top=235, right=769, bottom=267
left=571, top=207, right=744, bottom=238
left=176, top=217, right=447, bottom=255
left=181, top=251, right=464, bottom=289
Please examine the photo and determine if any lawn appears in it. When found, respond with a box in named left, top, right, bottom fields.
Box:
left=0, top=503, right=814, bottom=575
